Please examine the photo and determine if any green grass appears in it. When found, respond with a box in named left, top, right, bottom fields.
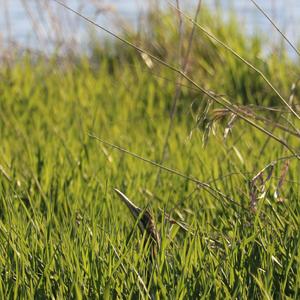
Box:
left=0, top=6, right=300, bottom=299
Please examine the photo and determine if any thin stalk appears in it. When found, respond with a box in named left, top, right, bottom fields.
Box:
left=89, top=133, right=249, bottom=209
left=249, top=0, right=300, bottom=57
left=170, top=3, right=300, bottom=121
left=54, top=0, right=298, bottom=157
left=156, top=0, right=202, bottom=185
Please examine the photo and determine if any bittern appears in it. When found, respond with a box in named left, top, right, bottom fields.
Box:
left=114, top=188, right=161, bottom=257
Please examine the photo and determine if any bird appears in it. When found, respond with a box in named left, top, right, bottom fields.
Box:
left=114, top=188, right=192, bottom=261
left=114, top=188, right=161, bottom=257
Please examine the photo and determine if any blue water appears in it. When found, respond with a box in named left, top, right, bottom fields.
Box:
left=1, top=0, right=299, bottom=55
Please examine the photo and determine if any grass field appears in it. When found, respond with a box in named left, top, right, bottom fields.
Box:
left=0, top=3, right=300, bottom=299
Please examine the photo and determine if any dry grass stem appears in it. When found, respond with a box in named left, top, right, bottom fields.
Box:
left=171, top=3, right=300, bottom=121
left=54, top=0, right=298, bottom=156
left=250, top=0, right=300, bottom=57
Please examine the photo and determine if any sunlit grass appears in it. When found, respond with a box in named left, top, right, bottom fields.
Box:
left=0, top=6, right=300, bottom=299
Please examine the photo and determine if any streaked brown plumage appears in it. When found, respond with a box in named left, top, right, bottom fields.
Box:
left=114, top=188, right=160, bottom=256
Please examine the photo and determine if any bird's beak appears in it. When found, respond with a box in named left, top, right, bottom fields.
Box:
left=114, top=188, right=141, bottom=219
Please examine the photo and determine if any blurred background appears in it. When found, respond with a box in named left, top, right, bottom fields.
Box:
left=1, top=0, right=300, bottom=57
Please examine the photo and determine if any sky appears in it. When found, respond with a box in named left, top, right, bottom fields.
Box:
left=0, top=0, right=299, bottom=56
